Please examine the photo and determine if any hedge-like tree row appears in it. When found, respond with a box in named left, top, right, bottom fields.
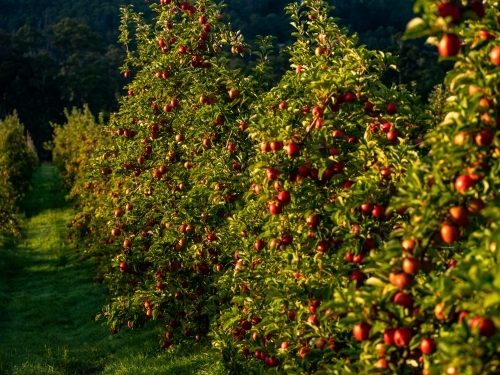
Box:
left=53, top=0, right=499, bottom=374
left=0, top=113, right=38, bottom=235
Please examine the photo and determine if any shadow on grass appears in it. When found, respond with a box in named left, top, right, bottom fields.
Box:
left=17, top=165, right=69, bottom=219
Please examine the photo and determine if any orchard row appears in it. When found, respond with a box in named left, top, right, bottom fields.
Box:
left=0, top=114, right=38, bottom=235
left=51, top=0, right=500, bottom=374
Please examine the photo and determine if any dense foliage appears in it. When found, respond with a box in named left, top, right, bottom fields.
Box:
left=49, top=106, right=105, bottom=189
left=0, top=113, right=38, bottom=234
left=49, top=0, right=500, bottom=374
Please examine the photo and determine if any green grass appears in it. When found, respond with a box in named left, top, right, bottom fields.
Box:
left=0, top=164, right=225, bottom=375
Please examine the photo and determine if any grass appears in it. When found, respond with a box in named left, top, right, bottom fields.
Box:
left=0, top=164, right=225, bottom=375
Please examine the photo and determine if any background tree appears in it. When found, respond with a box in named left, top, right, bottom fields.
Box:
left=0, top=113, right=38, bottom=235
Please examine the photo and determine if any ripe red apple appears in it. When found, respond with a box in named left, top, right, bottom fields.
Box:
left=332, top=129, right=346, bottom=139
left=386, top=130, right=398, bottom=142
left=440, top=224, right=460, bottom=243
left=372, top=205, right=386, bottom=219
left=277, top=191, right=291, bottom=205
left=312, top=106, right=324, bottom=118
left=270, top=141, right=283, bottom=151
left=254, top=239, right=265, bottom=251
left=467, top=198, right=485, bottom=214
left=315, top=338, right=327, bottom=350
left=455, top=174, right=475, bottom=194
left=260, top=142, right=271, bottom=152
left=317, top=240, right=330, bottom=253
left=286, top=143, right=300, bottom=157
left=449, top=206, right=469, bottom=227
left=391, top=272, right=413, bottom=290
left=278, top=100, right=288, bottom=110
left=282, top=234, right=293, bottom=245
left=490, top=46, right=500, bottom=66
left=402, top=239, right=416, bottom=252
left=267, top=356, right=279, bottom=367
left=380, top=167, right=392, bottom=179
left=374, top=359, right=389, bottom=369
left=266, top=168, right=279, bottom=181
left=438, top=34, right=461, bottom=57
left=344, top=92, right=356, bottom=102
left=350, top=270, right=366, bottom=286
left=315, top=47, right=325, bottom=56
left=268, top=202, right=282, bottom=215
left=353, top=322, right=371, bottom=341
left=386, top=102, right=397, bottom=115
left=383, top=328, right=395, bottom=345
left=475, top=130, right=493, bottom=146
left=394, top=327, right=413, bottom=347
left=241, top=320, right=252, bottom=330
left=393, top=292, right=414, bottom=309
left=306, top=214, right=320, bottom=228
left=299, top=347, right=309, bottom=358
left=308, top=315, right=320, bottom=326
left=361, top=202, right=374, bottom=215
left=420, top=337, right=437, bottom=354
left=381, top=121, right=391, bottom=132
left=469, top=0, right=486, bottom=19
left=438, top=2, right=460, bottom=23
left=251, top=315, right=262, bottom=325
left=402, top=257, right=421, bottom=274
left=119, top=261, right=129, bottom=273
left=471, top=317, right=496, bottom=337
left=288, top=310, right=296, bottom=321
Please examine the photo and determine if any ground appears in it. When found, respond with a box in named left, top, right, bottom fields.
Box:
left=0, top=164, right=224, bottom=375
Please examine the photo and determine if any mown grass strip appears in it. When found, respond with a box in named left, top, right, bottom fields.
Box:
left=0, top=164, right=224, bottom=375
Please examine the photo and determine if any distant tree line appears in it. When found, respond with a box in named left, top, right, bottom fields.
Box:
left=0, top=0, right=450, bottom=159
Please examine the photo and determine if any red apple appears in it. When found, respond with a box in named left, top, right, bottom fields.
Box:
left=490, top=46, right=500, bottom=66
left=266, top=168, right=279, bottom=181
left=287, top=143, right=300, bottom=157
left=353, top=322, right=371, bottom=341
left=438, top=2, right=460, bottom=23
left=438, top=34, right=461, bottom=57
left=420, top=337, right=437, bottom=354
left=394, top=327, right=413, bottom=347
left=386, top=102, right=397, bottom=115
left=471, top=317, right=496, bottom=337
left=277, top=191, right=291, bottom=205
left=455, top=174, right=475, bottom=194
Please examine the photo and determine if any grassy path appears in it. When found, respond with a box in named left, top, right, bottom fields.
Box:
left=0, top=165, right=224, bottom=375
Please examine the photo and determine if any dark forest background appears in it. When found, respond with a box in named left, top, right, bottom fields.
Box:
left=0, top=0, right=450, bottom=159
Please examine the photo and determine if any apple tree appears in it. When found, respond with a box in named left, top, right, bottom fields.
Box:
left=0, top=113, right=38, bottom=235
left=211, top=1, right=433, bottom=373
left=69, top=0, right=274, bottom=345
